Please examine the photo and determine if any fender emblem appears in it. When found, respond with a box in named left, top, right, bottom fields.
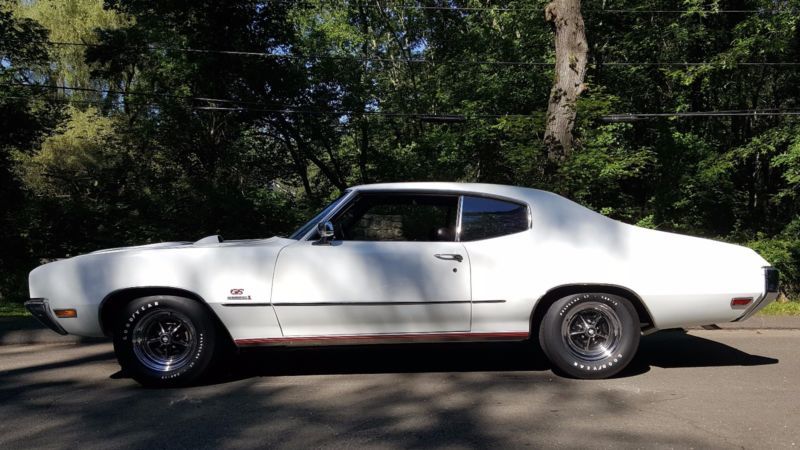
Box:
left=227, top=288, right=251, bottom=300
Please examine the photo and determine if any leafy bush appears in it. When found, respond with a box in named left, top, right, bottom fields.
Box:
left=747, top=235, right=800, bottom=298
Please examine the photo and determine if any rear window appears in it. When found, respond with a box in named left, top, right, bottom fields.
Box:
left=460, top=196, right=529, bottom=241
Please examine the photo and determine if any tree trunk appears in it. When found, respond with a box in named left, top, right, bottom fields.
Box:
left=544, top=0, right=588, bottom=162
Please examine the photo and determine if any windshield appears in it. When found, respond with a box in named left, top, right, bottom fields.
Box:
left=288, top=192, right=349, bottom=239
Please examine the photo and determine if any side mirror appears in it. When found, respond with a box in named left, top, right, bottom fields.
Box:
left=314, top=221, right=335, bottom=245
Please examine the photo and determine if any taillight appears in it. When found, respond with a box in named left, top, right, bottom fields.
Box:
left=730, top=298, right=752, bottom=309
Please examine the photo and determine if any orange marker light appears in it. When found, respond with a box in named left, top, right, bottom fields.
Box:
left=54, top=309, right=78, bottom=318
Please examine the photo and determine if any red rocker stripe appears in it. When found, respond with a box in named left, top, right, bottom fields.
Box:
left=235, top=331, right=530, bottom=346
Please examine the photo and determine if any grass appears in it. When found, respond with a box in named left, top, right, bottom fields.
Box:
left=758, top=299, right=800, bottom=316
left=0, top=302, right=29, bottom=318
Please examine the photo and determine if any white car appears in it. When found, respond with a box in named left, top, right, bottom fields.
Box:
left=26, top=182, right=780, bottom=386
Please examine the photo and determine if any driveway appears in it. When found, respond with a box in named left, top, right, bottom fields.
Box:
left=0, top=329, right=798, bottom=449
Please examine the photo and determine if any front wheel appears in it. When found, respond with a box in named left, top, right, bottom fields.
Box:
left=539, top=293, right=640, bottom=379
left=112, top=296, right=218, bottom=387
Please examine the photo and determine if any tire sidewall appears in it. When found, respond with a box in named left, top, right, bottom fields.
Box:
left=540, top=293, right=639, bottom=379
left=113, top=296, right=216, bottom=387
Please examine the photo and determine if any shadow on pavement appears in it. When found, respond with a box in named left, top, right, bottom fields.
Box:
left=208, top=329, right=778, bottom=384
left=213, top=341, right=549, bottom=383
left=628, top=328, right=779, bottom=372
left=0, top=330, right=779, bottom=448
left=0, top=329, right=777, bottom=384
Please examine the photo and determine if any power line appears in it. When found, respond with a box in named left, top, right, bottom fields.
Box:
left=1, top=94, right=160, bottom=109
left=1, top=81, right=300, bottom=108
left=396, top=7, right=793, bottom=13
left=6, top=82, right=522, bottom=118
left=273, top=1, right=797, bottom=14
left=46, top=40, right=556, bottom=66
left=585, top=9, right=792, bottom=13
left=8, top=90, right=799, bottom=121
left=39, top=41, right=800, bottom=68
left=5, top=82, right=509, bottom=117
left=2, top=90, right=536, bottom=119
left=603, top=110, right=800, bottom=121
left=594, top=61, right=800, bottom=66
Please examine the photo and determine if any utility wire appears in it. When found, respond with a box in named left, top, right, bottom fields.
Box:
left=37, top=41, right=800, bottom=68
left=7, top=90, right=800, bottom=120
left=50, top=40, right=558, bottom=66
left=1, top=91, right=533, bottom=119
left=1, top=81, right=299, bottom=108
left=394, top=7, right=793, bottom=13
left=603, top=110, right=800, bottom=120
left=267, top=1, right=797, bottom=14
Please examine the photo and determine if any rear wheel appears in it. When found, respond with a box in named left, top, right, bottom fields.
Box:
left=539, top=293, right=640, bottom=379
left=112, top=296, right=218, bottom=387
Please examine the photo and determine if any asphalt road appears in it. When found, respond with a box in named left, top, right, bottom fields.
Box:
left=0, top=329, right=798, bottom=449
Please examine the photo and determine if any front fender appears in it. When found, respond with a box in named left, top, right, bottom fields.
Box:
left=28, top=240, right=291, bottom=338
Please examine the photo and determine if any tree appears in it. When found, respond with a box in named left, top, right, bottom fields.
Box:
left=4, top=0, right=800, bottom=301
left=543, top=0, right=587, bottom=163
left=14, top=0, right=131, bottom=99
left=0, top=1, right=60, bottom=300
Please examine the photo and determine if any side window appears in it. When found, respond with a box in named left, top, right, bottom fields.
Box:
left=333, top=194, right=458, bottom=242
left=460, top=196, right=529, bottom=241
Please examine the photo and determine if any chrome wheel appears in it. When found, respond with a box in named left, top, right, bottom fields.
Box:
left=132, top=310, right=197, bottom=372
left=561, top=301, right=622, bottom=361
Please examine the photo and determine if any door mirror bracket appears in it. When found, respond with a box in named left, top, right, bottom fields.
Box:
left=313, top=221, right=335, bottom=245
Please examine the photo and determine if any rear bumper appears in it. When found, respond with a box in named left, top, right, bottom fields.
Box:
left=735, top=267, right=780, bottom=322
left=24, top=298, right=68, bottom=335
left=765, top=266, right=780, bottom=293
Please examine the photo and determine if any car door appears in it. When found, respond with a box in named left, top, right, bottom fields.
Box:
left=271, top=192, right=471, bottom=337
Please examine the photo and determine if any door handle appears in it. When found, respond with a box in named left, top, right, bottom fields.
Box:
left=434, top=253, right=463, bottom=262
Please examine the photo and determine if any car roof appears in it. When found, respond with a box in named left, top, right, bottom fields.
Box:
left=348, top=182, right=547, bottom=202
left=349, top=182, right=615, bottom=234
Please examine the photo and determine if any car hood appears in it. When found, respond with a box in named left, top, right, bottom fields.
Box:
left=88, top=236, right=289, bottom=255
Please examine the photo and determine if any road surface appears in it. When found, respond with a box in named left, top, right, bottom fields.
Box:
left=0, top=329, right=798, bottom=449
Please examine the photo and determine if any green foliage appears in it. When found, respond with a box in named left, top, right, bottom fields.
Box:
left=747, top=219, right=800, bottom=296
left=14, top=106, right=119, bottom=196
left=15, top=0, right=132, bottom=93
left=1, top=0, right=800, bottom=303
left=748, top=237, right=800, bottom=296
left=0, top=0, right=62, bottom=301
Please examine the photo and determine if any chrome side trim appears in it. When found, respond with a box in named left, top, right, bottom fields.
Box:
left=272, top=300, right=472, bottom=306
left=235, top=331, right=530, bottom=347
left=267, top=300, right=505, bottom=306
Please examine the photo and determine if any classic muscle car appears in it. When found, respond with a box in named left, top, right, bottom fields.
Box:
left=26, top=182, right=780, bottom=386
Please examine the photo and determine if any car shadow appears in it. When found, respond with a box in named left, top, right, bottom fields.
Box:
left=626, top=328, right=779, bottom=372
left=203, top=341, right=549, bottom=385
left=193, top=329, right=778, bottom=385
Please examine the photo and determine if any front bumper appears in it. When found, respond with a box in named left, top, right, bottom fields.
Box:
left=24, top=298, right=68, bottom=335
